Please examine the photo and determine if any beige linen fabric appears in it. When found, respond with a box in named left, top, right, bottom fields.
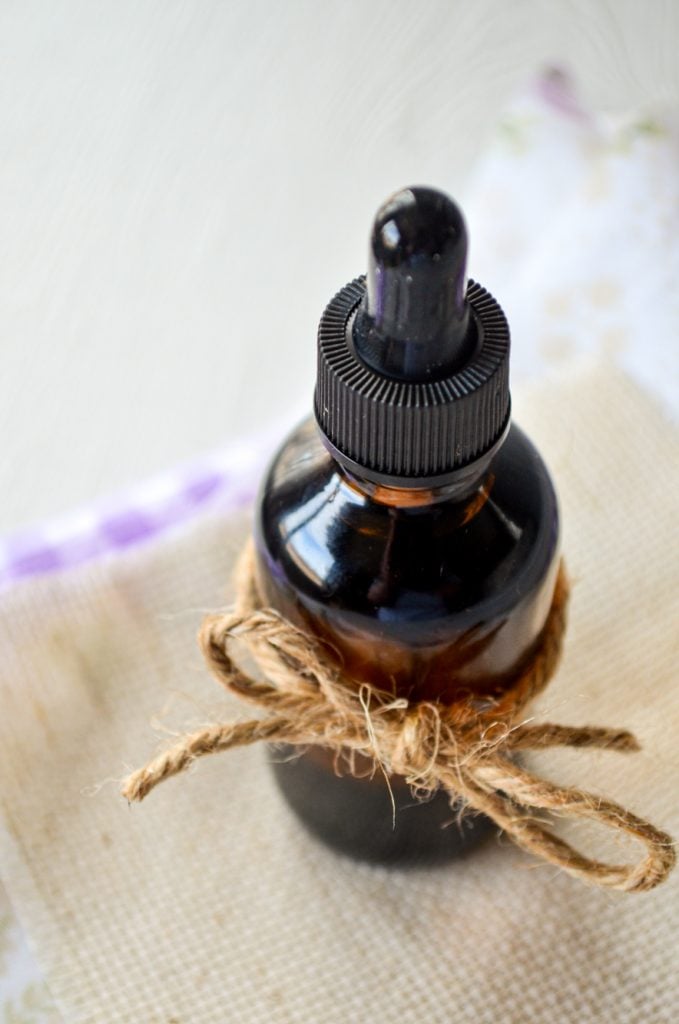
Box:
left=0, top=363, right=677, bottom=1024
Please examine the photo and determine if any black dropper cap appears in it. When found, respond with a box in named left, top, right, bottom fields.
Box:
left=315, top=186, right=511, bottom=487
left=354, top=187, right=475, bottom=382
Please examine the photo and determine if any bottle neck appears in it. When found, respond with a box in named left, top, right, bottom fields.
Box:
left=337, top=443, right=503, bottom=509
left=343, top=472, right=489, bottom=509
left=316, top=411, right=510, bottom=508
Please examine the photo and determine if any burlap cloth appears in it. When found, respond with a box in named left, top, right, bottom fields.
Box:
left=0, top=363, right=677, bottom=1023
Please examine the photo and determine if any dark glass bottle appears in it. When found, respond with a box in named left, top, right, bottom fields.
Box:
left=254, top=187, right=560, bottom=865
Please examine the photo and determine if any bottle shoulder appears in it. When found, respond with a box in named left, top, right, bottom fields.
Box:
left=255, top=416, right=559, bottom=631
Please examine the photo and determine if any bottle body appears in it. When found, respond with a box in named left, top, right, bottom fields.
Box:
left=255, top=415, right=560, bottom=864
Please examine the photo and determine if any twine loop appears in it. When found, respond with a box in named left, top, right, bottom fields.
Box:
left=122, top=541, right=675, bottom=892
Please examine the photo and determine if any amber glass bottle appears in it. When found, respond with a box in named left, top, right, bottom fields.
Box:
left=254, top=187, right=560, bottom=865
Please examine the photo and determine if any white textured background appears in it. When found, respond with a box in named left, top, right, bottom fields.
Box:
left=1, top=0, right=678, bottom=533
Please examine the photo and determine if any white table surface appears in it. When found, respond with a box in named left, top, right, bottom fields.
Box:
left=1, top=0, right=679, bottom=538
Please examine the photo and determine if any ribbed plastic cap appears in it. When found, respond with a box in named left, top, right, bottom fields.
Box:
left=314, top=187, right=511, bottom=486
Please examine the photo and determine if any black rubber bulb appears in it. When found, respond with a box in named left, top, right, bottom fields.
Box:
left=353, top=186, right=475, bottom=382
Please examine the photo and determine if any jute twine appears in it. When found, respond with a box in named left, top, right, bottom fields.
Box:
left=122, top=541, right=675, bottom=892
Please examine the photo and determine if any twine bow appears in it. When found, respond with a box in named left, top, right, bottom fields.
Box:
left=122, top=542, right=675, bottom=892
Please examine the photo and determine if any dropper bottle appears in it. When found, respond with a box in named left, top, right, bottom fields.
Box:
left=255, top=186, right=560, bottom=864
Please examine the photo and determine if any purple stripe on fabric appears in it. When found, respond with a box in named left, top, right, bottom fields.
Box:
left=100, top=510, right=157, bottom=547
left=0, top=431, right=280, bottom=592
left=5, top=533, right=105, bottom=583
left=534, top=67, right=590, bottom=122
left=8, top=544, right=64, bottom=577
left=182, top=471, right=225, bottom=504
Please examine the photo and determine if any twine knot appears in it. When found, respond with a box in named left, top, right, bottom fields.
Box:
left=122, top=541, right=676, bottom=893
left=392, top=702, right=441, bottom=779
